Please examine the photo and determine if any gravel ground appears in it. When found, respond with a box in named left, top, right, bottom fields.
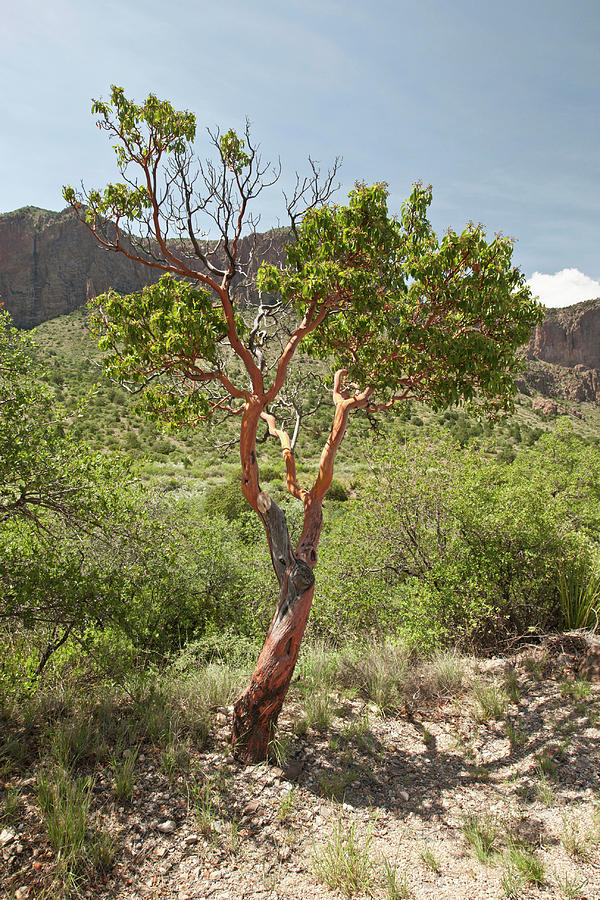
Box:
left=2, top=637, right=600, bottom=900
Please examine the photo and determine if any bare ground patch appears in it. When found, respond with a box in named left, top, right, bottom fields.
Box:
left=2, top=636, right=600, bottom=900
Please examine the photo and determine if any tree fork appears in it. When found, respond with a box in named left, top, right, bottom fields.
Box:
left=232, top=491, right=318, bottom=763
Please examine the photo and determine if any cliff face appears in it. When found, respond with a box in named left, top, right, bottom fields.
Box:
left=0, top=207, right=158, bottom=329
left=0, top=206, right=288, bottom=330
left=525, top=297, right=600, bottom=403
left=528, top=298, right=600, bottom=369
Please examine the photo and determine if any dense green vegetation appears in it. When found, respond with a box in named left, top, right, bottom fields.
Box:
left=3, top=305, right=600, bottom=693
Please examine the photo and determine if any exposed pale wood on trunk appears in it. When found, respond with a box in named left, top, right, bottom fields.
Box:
left=232, top=370, right=372, bottom=763
left=232, top=491, right=316, bottom=761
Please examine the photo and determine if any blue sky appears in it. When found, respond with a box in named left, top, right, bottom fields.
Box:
left=2, top=0, right=599, bottom=305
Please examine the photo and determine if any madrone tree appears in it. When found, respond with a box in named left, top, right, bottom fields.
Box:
left=64, top=87, right=542, bottom=762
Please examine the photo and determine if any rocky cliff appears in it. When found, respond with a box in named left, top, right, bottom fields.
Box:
left=528, top=298, right=600, bottom=369
left=525, top=297, right=600, bottom=403
left=0, top=206, right=287, bottom=329
left=0, top=207, right=159, bottom=329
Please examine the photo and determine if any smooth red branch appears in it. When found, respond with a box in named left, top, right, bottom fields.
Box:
left=261, top=411, right=307, bottom=501
left=312, top=375, right=373, bottom=504
left=264, top=301, right=332, bottom=405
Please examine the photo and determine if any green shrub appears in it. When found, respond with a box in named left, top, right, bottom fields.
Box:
left=327, top=478, right=349, bottom=502
left=314, top=423, right=600, bottom=646
left=203, top=473, right=250, bottom=521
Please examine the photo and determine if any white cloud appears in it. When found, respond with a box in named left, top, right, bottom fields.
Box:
left=527, top=268, right=600, bottom=308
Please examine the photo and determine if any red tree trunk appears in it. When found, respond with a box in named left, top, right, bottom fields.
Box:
left=231, top=491, right=320, bottom=763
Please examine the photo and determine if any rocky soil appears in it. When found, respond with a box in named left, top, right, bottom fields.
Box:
left=2, top=636, right=600, bottom=900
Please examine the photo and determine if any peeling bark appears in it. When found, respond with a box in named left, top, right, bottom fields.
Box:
left=232, top=371, right=369, bottom=763
left=232, top=491, right=317, bottom=763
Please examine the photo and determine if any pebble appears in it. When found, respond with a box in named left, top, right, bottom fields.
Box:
left=0, top=828, right=15, bottom=845
left=157, top=820, right=177, bottom=833
left=243, top=799, right=260, bottom=817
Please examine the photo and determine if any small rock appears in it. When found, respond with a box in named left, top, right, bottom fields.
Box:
left=284, top=758, right=304, bottom=781
left=398, top=790, right=409, bottom=802
left=157, top=820, right=177, bottom=833
left=0, top=828, right=15, bottom=846
left=243, top=800, right=260, bottom=817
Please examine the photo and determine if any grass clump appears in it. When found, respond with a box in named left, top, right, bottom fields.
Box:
left=382, top=857, right=411, bottom=898
left=339, top=640, right=412, bottom=713
left=535, top=750, right=557, bottom=777
left=505, top=719, right=527, bottom=748
left=560, top=679, right=592, bottom=701
left=301, top=690, right=334, bottom=732
left=560, top=812, right=592, bottom=861
left=37, top=767, right=92, bottom=861
left=505, top=839, right=545, bottom=886
left=312, top=817, right=373, bottom=897
left=559, top=567, right=600, bottom=630
left=161, top=741, right=190, bottom=781
left=111, top=745, right=139, bottom=802
left=424, top=649, right=466, bottom=697
left=318, top=768, right=357, bottom=802
left=503, top=668, right=521, bottom=703
left=473, top=682, right=509, bottom=722
left=554, top=871, right=588, bottom=899
left=36, top=766, right=115, bottom=890
left=191, top=779, right=218, bottom=837
left=48, top=717, right=97, bottom=770
left=462, top=812, right=499, bottom=863
left=0, top=785, right=21, bottom=824
left=419, top=845, right=442, bottom=875
left=535, top=774, right=555, bottom=806
left=276, top=787, right=297, bottom=822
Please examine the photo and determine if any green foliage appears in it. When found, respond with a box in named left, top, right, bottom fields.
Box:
left=219, top=129, right=251, bottom=173
left=0, top=309, right=122, bottom=531
left=327, top=478, right=349, bottom=502
left=0, top=309, right=152, bottom=647
left=259, top=182, right=542, bottom=413
left=203, top=472, right=250, bottom=522
left=315, top=423, right=600, bottom=645
left=90, top=275, right=239, bottom=425
left=64, top=85, right=196, bottom=222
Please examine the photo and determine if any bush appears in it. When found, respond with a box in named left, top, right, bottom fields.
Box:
left=203, top=473, right=250, bottom=522
left=313, top=423, right=600, bottom=647
left=327, top=478, right=349, bottom=502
